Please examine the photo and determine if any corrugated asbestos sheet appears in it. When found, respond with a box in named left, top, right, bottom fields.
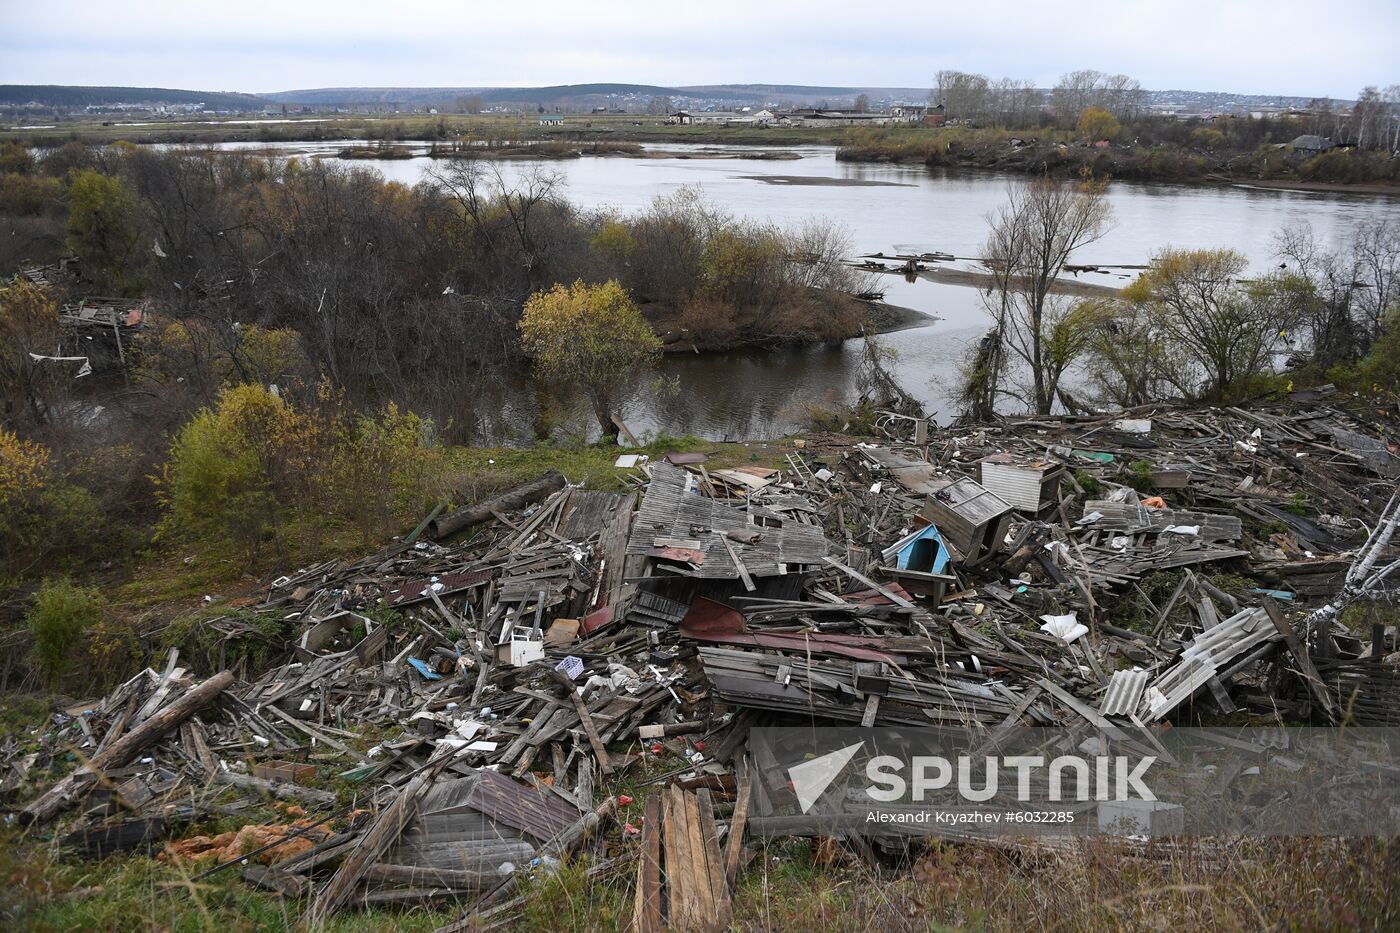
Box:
left=463, top=767, right=582, bottom=842
left=1082, top=500, right=1243, bottom=542
left=627, top=463, right=828, bottom=578
left=1144, top=608, right=1279, bottom=720
left=1099, top=668, right=1150, bottom=717
left=382, top=768, right=583, bottom=873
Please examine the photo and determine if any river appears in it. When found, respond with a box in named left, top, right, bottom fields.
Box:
left=213, top=140, right=1400, bottom=441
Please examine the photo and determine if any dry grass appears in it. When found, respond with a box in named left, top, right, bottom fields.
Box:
left=730, top=835, right=1399, bottom=932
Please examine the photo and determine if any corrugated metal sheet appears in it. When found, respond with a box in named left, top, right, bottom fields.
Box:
left=979, top=461, right=1046, bottom=512
left=1099, top=668, right=1150, bottom=717
left=464, top=768, right=582, bottom=843
left=386, top=567, right=494, bottom=606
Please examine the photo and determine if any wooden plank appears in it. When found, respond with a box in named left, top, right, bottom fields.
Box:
left=23, top=671, right=234, bottom=824
left=215, top=771, right=336, bottom=806
left=695, top=788, right=732, bottom=928
left=551, top=674, right=614, bottom=774
left=680, top=787, right=713, bottom=929
left=662, top=785, right=693, bottom=931
left=821, top=556, right=915, bottom=609
left=1262, top=598, right=1337, bottom=720
left=361, top=863, right=489, bottom=891
left=970, top=686, right=1043, bottom=759
left=717, top=533, right=756, bottom=592
left=308, top=761, right=443, bottom=922
left=723, top=760, right=751, bottom=888
left=860, top=694, right=880, bottom=727
left=630, top=794, right=664, bottom=933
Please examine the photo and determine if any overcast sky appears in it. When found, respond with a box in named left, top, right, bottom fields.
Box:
left=1, top=0, right=1393, bottom=99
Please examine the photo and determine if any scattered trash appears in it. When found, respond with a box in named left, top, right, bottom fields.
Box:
left=11, top=395, right=1399, bottom=926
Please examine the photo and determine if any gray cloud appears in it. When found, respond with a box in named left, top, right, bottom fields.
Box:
left=0, top=0, right=1394, bottom=98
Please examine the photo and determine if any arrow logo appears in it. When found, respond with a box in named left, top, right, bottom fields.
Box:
left=788, top=741, right=864, bottom=813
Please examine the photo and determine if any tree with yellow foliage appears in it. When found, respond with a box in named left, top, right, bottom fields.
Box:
left=1077, top=106, right=1121, bottom=142
left=1119, top=247, right=1307, bottom=401
left=66, top=169, right=144, bottom=294
left=0, top=428, right=100, bottom=581
left=519, top=280, right=662, bottom=441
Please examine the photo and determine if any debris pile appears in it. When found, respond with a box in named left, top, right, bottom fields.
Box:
left=11, top=394, right=1399, bottom=926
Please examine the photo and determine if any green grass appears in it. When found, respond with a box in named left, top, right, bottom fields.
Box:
left=445, top=435, right=782, bottom=502
left=0, top=836, right=459, bottom=932
left=7, top=829, right=1396, bottom=932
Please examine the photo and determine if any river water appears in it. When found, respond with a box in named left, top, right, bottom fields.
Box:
left=216, top=140, right=1400, bottom=441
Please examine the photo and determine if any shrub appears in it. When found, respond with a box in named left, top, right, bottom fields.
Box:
left=0, top=141, right=35, bottom=175
left=0, top=173, right=64, bottom=216
left=590, top=219, right=636, bottom=259
left=27, top=578, right=104, bottom=686
left=0, top=429, right=102, bottom=582
left=158, top=383, right=292, bottom=560
left=675, top=295, right=742, bottom=348
left=159, top=383, right=450, bottom=562
left=1340, top=309, right=1400, bottom=399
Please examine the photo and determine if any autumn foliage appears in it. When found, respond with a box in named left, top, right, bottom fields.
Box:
left=520, top=280, right=662, bottom=439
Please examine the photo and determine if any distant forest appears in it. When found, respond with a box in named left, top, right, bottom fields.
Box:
left=0, top=85, right=270, bottom=110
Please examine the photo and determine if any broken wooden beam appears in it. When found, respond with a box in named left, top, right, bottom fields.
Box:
left=429, top=470, right=567, bottom=539
left=23, top=670, right=235, bottom=824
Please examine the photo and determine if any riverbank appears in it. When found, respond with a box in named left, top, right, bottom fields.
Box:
left=836, top=130, right=1400, bottom=189
left=644, top=293, right=925, bottom=354
left=1, top=114, right=850, bottom=148
left=1230, top=178, right=1400, bottom=197
left=12, top=114, right=1398, bottom=193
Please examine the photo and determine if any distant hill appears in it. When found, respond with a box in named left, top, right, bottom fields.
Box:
left=677, top=84, right=928, bottom=101
left=265, top=83, right=682, bottom=107
left=0, top=84, right=270, bottom=110
left=2, top=83, right=1343, bottom=115
left=262, top=83, right=913, bottom=108
left=263, top=87, right=487, bottom=106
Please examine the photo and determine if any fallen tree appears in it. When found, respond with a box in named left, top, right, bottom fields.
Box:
left=428, top=470, right=567, bottom=539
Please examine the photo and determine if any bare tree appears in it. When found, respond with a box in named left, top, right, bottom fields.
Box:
left=980, top=175, right=1113, bottom=414
left=1276, top=218, right=1400, bottom=357
left=934, top=70, right=991, bottom=124
left=646, top=95, right=673, bottom=115
left=853, top=93, right=871, bottom=113
left=1051, top=70, right=1142, bottom=124
left=1351, top=86, right=1387, bottom=150
left=1385, top=84, right=1400, bottom=153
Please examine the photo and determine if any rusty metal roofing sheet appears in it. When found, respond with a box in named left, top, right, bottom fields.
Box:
left=464, top=768, right=582, bottom=843
left=385, top=567, right=493, bottom=606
